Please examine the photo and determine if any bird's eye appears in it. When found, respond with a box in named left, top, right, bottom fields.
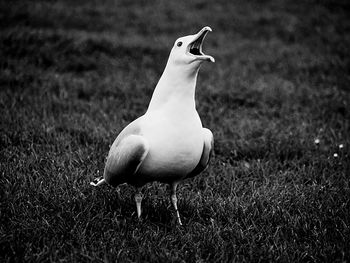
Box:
left=177, top=41, right=182, bottom=47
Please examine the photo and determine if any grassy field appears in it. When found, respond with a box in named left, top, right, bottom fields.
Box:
left=1, top=0, right=349, bottom=262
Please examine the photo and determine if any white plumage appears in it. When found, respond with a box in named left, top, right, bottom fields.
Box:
left=91, top=26, right=215, bottom=225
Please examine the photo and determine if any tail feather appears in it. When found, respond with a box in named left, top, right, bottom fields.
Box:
left=90, top=177, right=106, bottom=187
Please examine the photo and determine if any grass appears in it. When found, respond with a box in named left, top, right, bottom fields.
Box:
left=0, top=0, right=349, bottom=262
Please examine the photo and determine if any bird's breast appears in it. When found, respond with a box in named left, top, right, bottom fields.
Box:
left=137, top=109, right=203, bottom=181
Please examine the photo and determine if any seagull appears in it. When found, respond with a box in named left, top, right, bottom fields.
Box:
left=91, top=26, right=215, bottom=225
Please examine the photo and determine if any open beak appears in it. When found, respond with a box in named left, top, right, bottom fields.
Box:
left=188, top=26, right=215, bottom=63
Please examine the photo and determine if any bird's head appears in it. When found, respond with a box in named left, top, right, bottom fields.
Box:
left=168, top=26, right=215, bottom=69
left=148, top=27, right=215, bottom=110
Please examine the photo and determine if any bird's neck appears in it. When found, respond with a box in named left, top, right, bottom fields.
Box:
left=147, top=63, right=200, bottom=112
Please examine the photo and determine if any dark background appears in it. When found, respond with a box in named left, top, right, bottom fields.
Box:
left=0, top=0, right=349, bottom=262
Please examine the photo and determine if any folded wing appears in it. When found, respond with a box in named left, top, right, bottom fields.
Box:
left=186, top=128, right=214, bottom=178
left=104, top=134, right=149, bottom=187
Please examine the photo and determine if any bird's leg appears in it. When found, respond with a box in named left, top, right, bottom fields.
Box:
left=134, top=187, right=143, bottom=219
left=170, top=183, right=182, bottom=226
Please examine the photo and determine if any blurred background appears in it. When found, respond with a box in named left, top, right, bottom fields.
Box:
left=0, top=0, right=349, bottom=262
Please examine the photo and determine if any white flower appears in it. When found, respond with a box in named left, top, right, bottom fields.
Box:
left=314, top=138, right=320, bottom=144
left=333, top=153, right=338, bottom=158
left=339, top=144, right=344, bottom=149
